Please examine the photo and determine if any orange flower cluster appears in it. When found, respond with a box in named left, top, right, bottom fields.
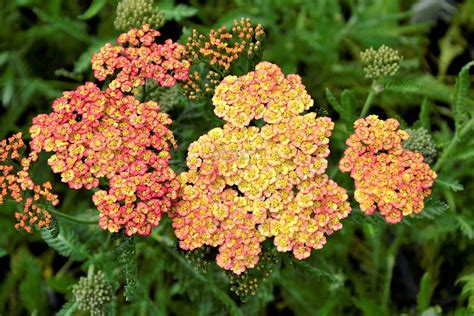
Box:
left=339, top=115, right=437, bottom=223
left=170, top=62, right=351, bottom=274
left=182, top=18, right=266, bottom=100
left=91, top=24, right=190, bottom=93
left=0, top=133, right=58, bottom=232
left=29, top=82, right=179, bottom=236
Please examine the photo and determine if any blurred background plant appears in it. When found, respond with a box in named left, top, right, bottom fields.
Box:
left=0, top=0, right=473, bottom=315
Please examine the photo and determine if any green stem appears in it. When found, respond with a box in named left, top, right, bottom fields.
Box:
left=433, top=118, right=474, bottom=172
left=360, top=81, right=377, bottom=117
left=48, top=208, right=98, bottom=225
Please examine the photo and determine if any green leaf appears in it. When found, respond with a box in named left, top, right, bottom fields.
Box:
left=40, top=224, right=88, bottom=261
left=383, top=79, right=421, bottom=93
left=161, top=4, right=197, bottom=22
left=456, top=215, right=474, bottom=240
left=115, top=234, right=137, bottom=301
left=56, top=301, right=78, bottom=316
left=419, top=97, right=430, bottom=130
left=74, top=37, right=115, bottom=74
left=0, top=248, right=7, bottom=257
left=452, top=61, right=474, bottom=128
left=457, top=274, right=474, bottom=310
left=436, top=176, right=464, bottom=192
left=414, top=199, right=449, bottom=220
left=79, top=0, right=107, bottom=20
left=325, top=88, right=356, bottom=126
left=417, top=272, right=432, bottom=313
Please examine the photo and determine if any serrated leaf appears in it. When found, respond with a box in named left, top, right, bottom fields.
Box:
left=40, top=224, right=88, bottom=261
left=383, top=79, right=421, bottom=93
left=56, top=300, right=78, bottom=316
left=456, top=215, right=474, bottom=240
left=79, top=0, right=107, bottom=20
left=414, top=199, right=449, bottom=220
left=452, top=61, right=474, bottom=128
left=436, top=177, right=464, bottom=192
left=115, top=234, right=137, bottom=301
left=325, top=88, right=356, bottom=126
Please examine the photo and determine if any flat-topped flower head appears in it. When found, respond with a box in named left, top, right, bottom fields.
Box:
left=91, top=24, right=189, bottom=93
left=170, top=62, right=351, bottom=274
left=0, top=133, right=58, bottom=232
left=339, top=115, right=437, bottom=223
left=30, top=83, right=179, bottom=236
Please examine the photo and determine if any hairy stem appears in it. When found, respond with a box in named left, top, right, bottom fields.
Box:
left=360, top=81, right=377, bottom=117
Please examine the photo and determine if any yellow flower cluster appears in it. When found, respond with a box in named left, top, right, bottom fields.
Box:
left=170, top=62, right=351, bottom=274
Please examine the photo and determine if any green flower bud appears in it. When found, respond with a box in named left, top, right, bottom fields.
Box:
left=403, top=128, right=437, bottom=164
left=114, top=0, right=165, bottom=32
left=361, top=45, right=402, bottom=79
left=72, top=270, right=114, bottom=316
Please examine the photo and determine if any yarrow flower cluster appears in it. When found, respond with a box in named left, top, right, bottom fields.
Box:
left=0, top=133, right=58, bottom=232
left=361, top=45, right=402, bottom=79
left=114, top=0, right=165, bottom=32
left=91, top=24, right=190, bottom=93
left=182, top=18, right=266, bottom=100
left=403, top=127, right=437, bottom=164
left=72, top=270, right=114, bottom=316
left=170, top=62, right=351, bottom=274
left=339, top=115, right=437, bottom=223
left=30, top=82, right=179, bottom=236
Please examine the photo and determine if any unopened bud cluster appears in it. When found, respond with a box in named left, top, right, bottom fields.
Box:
left=183, top=246, right=213, bottom=273
left=72, top=270, right=114, bottom=316
left=361, top=45, right=402, bottom=79
left=403, top=128, right=437, bottom=164
left=114, top=0, right=165, bottom=32
left=182, top=18, right=266, bottom=100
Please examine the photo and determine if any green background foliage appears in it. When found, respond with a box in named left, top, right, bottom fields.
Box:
left=0, top=0, right=473, bottom=314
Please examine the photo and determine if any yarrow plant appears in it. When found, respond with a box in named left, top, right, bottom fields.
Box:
left=339, top=115, right=437, bottom=223
left=27, top=24, right=189, bottom=236
left=91, top=24, right=190, bottom=92
left=114, top=0, right=165, bottom=32
left=170, top=62, right=351, bottom=274
left=0, top=133, right=58, bottom=232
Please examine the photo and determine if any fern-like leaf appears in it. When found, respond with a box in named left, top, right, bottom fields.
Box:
left=436, top=176, right=464, bottom=192
left=456, top=215, right=474, bottom=240
left=40, top=224, right=88, bottom=261
left=114, top=234, right=137, bottom=301
left=56, top=300, right=78, bottom=316
left=457, top=274, right=474, bottom=310
left=452, top=61, right=474, bottom=128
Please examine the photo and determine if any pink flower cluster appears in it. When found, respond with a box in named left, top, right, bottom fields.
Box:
left=0, top=133, right=58, bottom=232
left=30, top=82, right=179, bottom=236
left=170, top=62, right=351, bottom=274
left=91, top=24, right=190, bottom=92
left=339, top=115, right=437, bottom=223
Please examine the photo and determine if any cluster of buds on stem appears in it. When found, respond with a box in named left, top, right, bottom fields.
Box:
left=182, top=18, right=266, bottom=100
left=361, top=45, right=402, bottom=79
left=403, top=127, right=437, bottom=164
left=0, top=133, right=58, bottom=232
left=171, top=62, right=350, bottom=274
left=114, top=0, right=165, bottom=32
left=72, top=270, right=114, bottom=316
left=339, top=115, right=436, bottom=223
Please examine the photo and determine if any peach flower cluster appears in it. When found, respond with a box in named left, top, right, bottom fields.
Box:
left=0, top=133, right=58, bottom=232
left=170, top=62, right=351, bottom=274
left=29, top=82, right=179, bottom=236
left=182, top=18, right=265, bottom=100
left=339, top=115, right=437, bottom=223
left=91, top=24, right=190, bottom=93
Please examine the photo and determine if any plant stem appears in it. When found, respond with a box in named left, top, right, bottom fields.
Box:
left=433, top=118, right=474, bottom=172
left=360, top=81, right=377, bottom=117
left=48, top=208, right=98, bottom=225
